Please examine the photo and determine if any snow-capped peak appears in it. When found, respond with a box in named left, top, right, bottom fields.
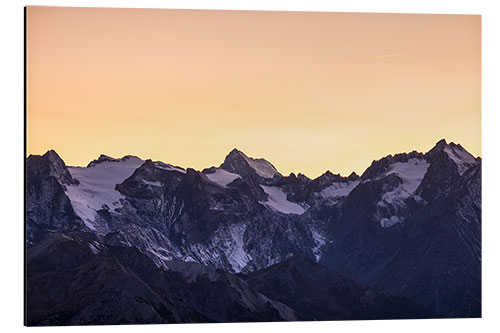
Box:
left=221, top=148, right=280, bottom=179
left=427, top=139, right=478, bottom=175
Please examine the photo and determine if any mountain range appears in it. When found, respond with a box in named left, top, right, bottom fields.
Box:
left=25, top=139, right=481, bottom=325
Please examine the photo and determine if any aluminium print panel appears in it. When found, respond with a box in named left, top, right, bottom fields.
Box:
left=25, top=6, right=481, bottom=326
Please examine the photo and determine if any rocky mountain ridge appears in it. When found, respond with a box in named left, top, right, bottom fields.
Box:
left=26, top=139, right=481, bottom=321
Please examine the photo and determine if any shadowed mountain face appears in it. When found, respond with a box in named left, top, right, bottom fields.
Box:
left=319, top=141, right=481, bottom=318
left=242, top=255, right=437, bottom=321
left=27, top=233, right=298, bottom=325
left=26, top=233, right=434, bottom=325
left=26, top=151, right=85, bottom=245
left=26, top=139, right=481, bottom=324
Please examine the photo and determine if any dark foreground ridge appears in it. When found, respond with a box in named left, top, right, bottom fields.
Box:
left=27, top=233, right=436, bottom=325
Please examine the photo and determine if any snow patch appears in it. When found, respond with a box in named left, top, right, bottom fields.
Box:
left=444, top=145, right=477, bottom=175
left=242, top=155, right=278, bottom=178
left=381, top=158, right=429, bottom=203
left=377, top=158, right=429, bottom=227
left=226, top=224, right=251, bottom=272
left=260, top=185, right=306, bottom=215
left=143, top=180, right=162, bottom=187
left=310, top=228, right=326, bottom=261
left=66, top=156, right=144, bottom=231
left=380, top=216, right=402, bottom=228
left=319, top=181, right=360, bottom=198
left=206, top=169, right=241, bottom=187
left=88, top=242, right=101, bottom=254
left=154, top=161, right=186, bottom=174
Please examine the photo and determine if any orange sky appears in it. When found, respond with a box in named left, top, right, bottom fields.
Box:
left=26, top=7, right=481, bottom=178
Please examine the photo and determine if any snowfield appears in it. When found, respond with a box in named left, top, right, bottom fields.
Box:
left=377, top=158, right=429, bottom=227
left=65, top=156, right=144, bottom=231
left=260, top=185, right=306, bottom=215
left=382, top=158, right=429, bottom=202
left=206, top=169, right=241, bottom=187
left=154, top=161, right=186, bottom=174
left=319, top=180, right=360, bottom=199
left=443, top=145, right=477, bottom=175
left=242, top=154, right=278, bottom=178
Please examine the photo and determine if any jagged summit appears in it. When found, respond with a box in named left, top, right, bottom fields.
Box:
left=27, top=149, right=62, bottom=162
left=435, top=138, right=447, bottom=148
left=426, top=138, right=450, bottom=157
left=426, top=138, right=474, bottom=156
left=361, top=151, right=426, bottom=180
left=27, top=150, right=79, bottom=186
left=426, top=139, right=478, bottom=175
left=297, top=173, right=310, bottom=181
left=359, top=139, right=477, bottom=181
left=317, top=170, right=345, bottom=183
left=347, top=171, right=360, bottom=181
left=220, top=148, right=279, bottom=179
left=227, top=147, right=244, bottom=156
left=43, top=149, right=62, bottom=161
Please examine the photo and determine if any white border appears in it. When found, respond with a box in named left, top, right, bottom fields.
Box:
left=1, top=0, right=499, bottom=332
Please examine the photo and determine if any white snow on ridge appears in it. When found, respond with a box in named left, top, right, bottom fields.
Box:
left=242, top=155, right=278, bottom=179
left=206, top=169, right=241, bottom=187
left=154, top=161, right=186, bottom=174
left=443, top=145, right=477, bottom=175
left=226, top=224, right=251, bottom=272
left=310, top=228, right=326, bottom=261
left=143, top=180, right=162, bottom=187
left=260, top=185, right=306, bottom=215
left=66, top=157, right=144, bottom=231
left=378, top=158, right=429, bottom=228
left=319, top=181, right=360, bottom=199
left=384, top=158, right=429, bottom=199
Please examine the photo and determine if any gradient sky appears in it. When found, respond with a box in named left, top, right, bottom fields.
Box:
left=26, top=7, right=481, bottom=178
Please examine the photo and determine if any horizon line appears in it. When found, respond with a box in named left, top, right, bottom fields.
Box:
left=26, top=138, right=480, bottom=179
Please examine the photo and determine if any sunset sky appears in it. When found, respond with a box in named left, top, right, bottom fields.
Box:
left=26, top=7, right=481, bottom=178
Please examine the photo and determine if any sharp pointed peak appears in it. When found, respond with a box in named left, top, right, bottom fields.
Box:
left=436, top=138, right=447, bottom=146
left=38, top=150, right=69, bottom=167
left=27, top=149, right=78, bottom=185
left=319, top=170, right=342, bottom=179
left=424, top=139, right=448, bottom=156
left=27, top=150, right=66, bottom=169
left=43, top=149, right=59, bottom=156
left=427, top=138, right=469, bottom=155
left=40, top=149, right=64, bottom=162
left=428, top=138, right=468, bottom=153
left=228, top=147, right=246, bottom=156
left=348, top=171, right=360, bottom=181
left=424, top=138, right=478, bottom=175
left=297, top=173, right=310, bottom=181
left=221, top=148, right=279, bottom=179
